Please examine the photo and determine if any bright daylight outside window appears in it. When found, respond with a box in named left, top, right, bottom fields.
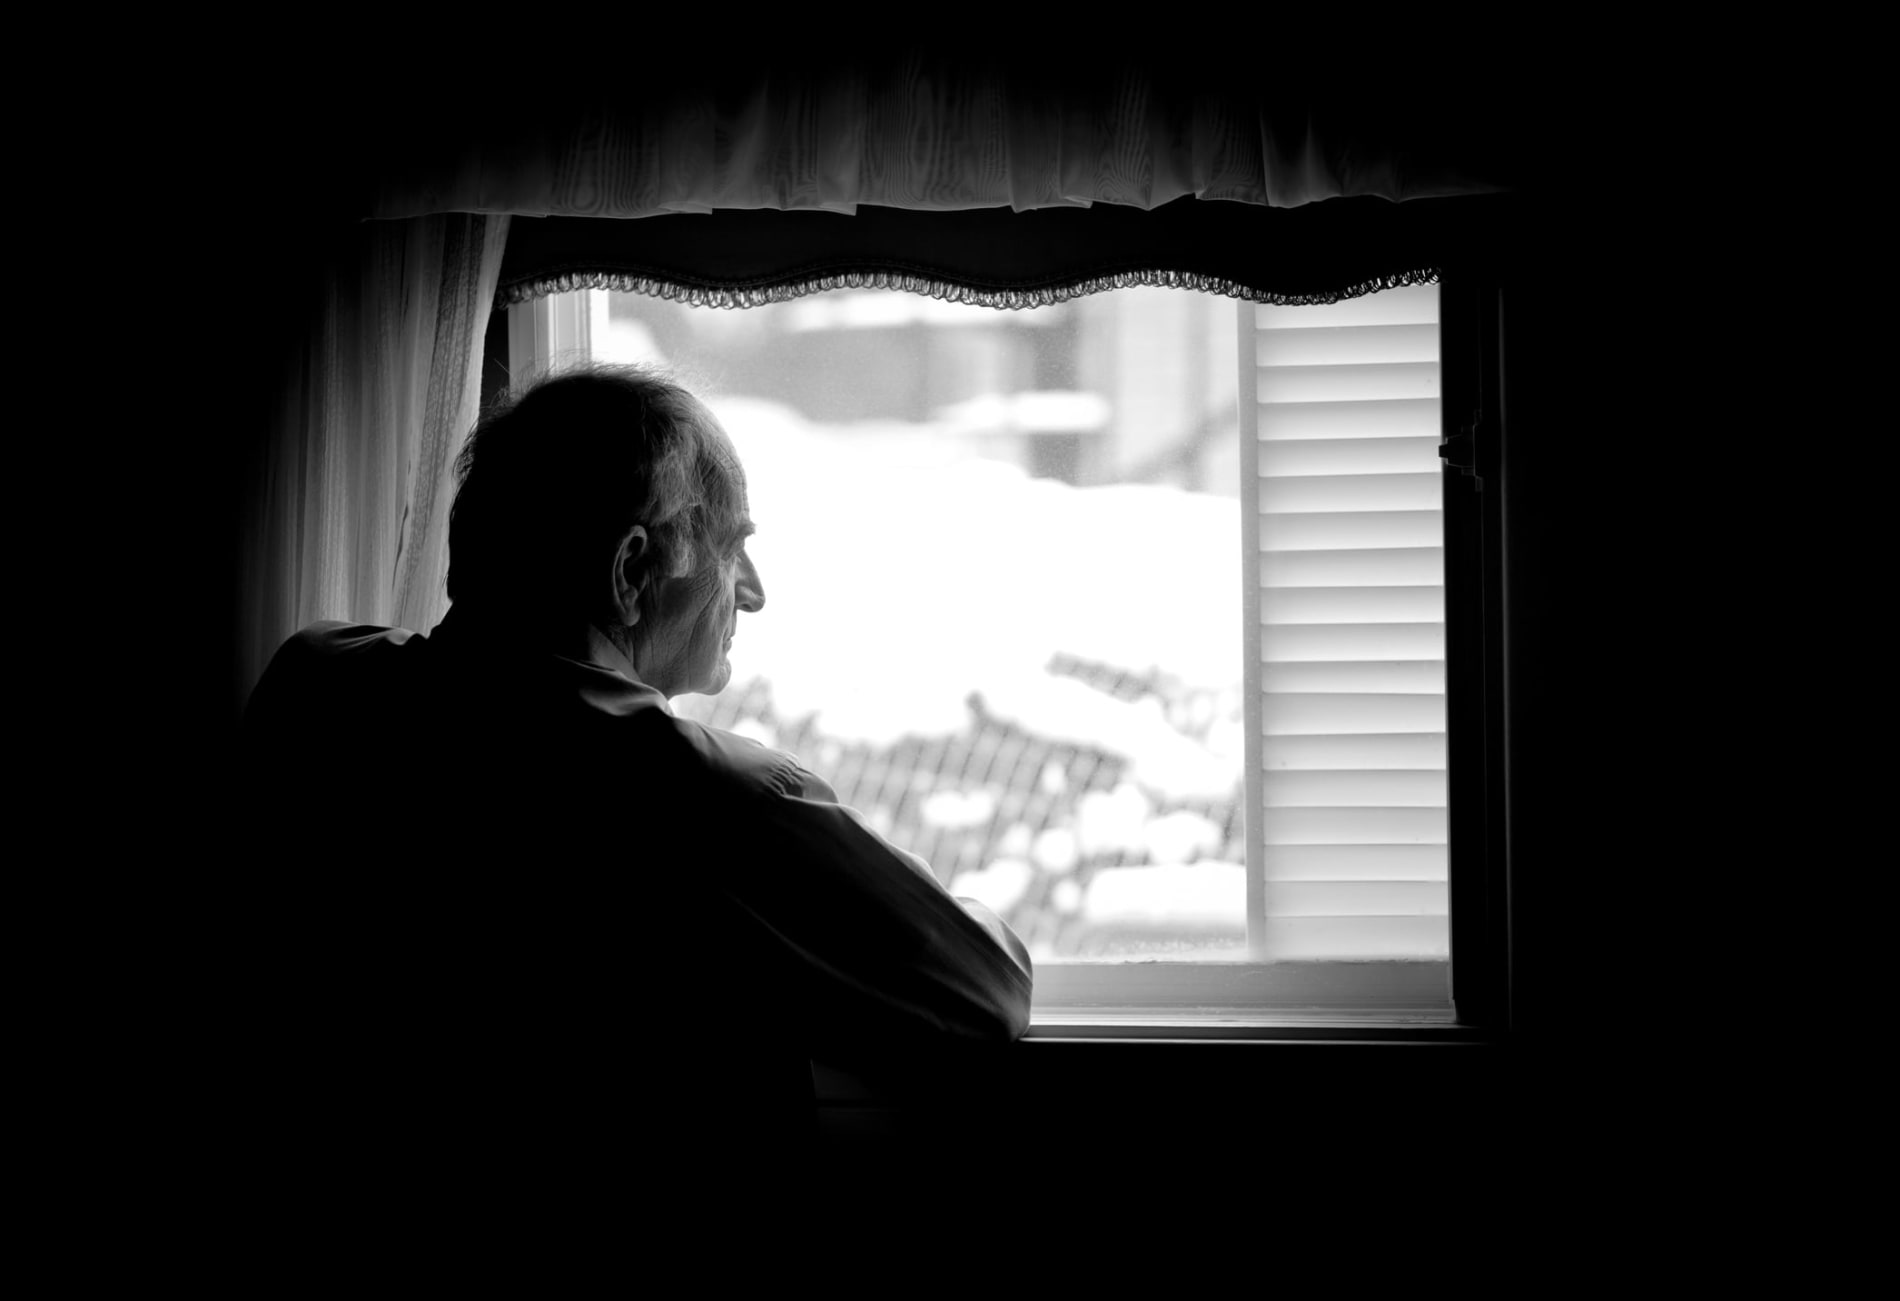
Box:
left=538, top=279, right=1448, bottom=1015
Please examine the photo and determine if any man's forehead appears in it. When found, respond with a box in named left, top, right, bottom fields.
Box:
left=697, top=414, right=753, bottom=542
left=699, top=410, right=745, bottom=479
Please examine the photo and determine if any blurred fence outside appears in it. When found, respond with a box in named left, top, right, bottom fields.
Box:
left=673, top=390, right=1246, bottom=963
left=604, top=287, right=1247, bottom=963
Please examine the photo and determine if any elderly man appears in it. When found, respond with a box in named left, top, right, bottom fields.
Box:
left=242, top=365, right=1032, bottom=1174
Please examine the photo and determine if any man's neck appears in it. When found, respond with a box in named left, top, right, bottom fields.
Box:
left=580, top=622, right=642, bottom=682
left=436, top=605, right=638, bottom=678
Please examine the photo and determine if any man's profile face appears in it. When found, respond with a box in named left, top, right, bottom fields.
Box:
left=634, top=423, right=764, bottom=698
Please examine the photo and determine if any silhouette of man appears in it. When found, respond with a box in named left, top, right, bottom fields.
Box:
left=240, top=365, right=1032, bottom=1190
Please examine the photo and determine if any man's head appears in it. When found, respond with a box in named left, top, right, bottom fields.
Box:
left=447, top=364, right=764, bottom=696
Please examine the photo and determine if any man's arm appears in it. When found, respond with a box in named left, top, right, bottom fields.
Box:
left=685, top=726, right=1034, bottom=1071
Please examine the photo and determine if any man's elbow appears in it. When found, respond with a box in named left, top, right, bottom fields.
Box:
left=963, top=958, right=1032, bottom=1046
left=977, top=924, right=1036, bottom=1044
left=919, top=936, right=1032, bottom=1049
left=953, top=896, right=1034, bottom=1021
left=996, top=978, right=1033, bottom=1044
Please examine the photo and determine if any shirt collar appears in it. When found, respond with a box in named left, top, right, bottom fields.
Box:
left=433, top=606, right=673, bottom=712
left=582, top=622, right=644, bottom=685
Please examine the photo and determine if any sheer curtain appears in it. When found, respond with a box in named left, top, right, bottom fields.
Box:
left=237, top=213, right=508, bottom=704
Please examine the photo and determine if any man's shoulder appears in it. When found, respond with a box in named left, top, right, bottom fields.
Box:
left=248, top=621, right=419, bottom=718
left=551, top=666, right=827, bottom=799
left=662, top=713, right=839, bottom=805
left=264, top=621, right=420, bottom=677
left=289, top=619, right=419, bottom=651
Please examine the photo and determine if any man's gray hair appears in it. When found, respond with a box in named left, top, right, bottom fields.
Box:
left=446, top=363, right=742, bottom=617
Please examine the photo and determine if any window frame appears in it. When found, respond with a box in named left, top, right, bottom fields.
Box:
left=497, top=266, right=1511, bottom=1044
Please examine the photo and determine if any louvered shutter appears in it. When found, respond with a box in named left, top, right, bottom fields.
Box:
left=1241, top=284, right=1447, bottom=960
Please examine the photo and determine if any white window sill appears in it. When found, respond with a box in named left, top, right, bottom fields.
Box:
left=815, top=959, right=1475, bottom=1105
left=1028, top=957, right=1451, bottom=1017
left=1025, top=1008, right=1465, bottom=1039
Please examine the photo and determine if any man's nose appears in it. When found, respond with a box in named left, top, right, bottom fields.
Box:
left=737, top=551, right=765, bottom=613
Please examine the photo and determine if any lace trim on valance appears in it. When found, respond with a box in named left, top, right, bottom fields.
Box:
left=497, top=267, right=1440, bottom=311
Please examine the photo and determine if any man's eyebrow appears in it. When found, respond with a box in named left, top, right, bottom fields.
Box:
left=721, top=519, right=756, bottom=551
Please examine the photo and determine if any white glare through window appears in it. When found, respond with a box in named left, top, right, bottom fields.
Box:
left=593, top=286, right=1241, bottom=964
left=571, top=280, right=1446, bottom=983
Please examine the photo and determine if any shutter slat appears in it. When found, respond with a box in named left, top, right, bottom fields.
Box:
left=1255, top=397, right=1441, bottom=441
left=1261, top=547, right=1445, bottom=587
left=1254, top=362, right=1440, bottom=404
left=1263, top=587, right=1443, bottom=625
left=1256, top=323, right=1441, bottom=366
left=1258, top=435, right=1443, bottom=477
left=1264, top=844, right=1446, bottom=881
left=1261, top=511, right=1442, bottom=552
left=1264, top=733, right=1446, bottom=771
left=1263, top=693, right=1445, bottom=736
left=1262, top=807, right=1447, bottom=845
left=1261, top=623, right=1445, bottom=662
left=1264, top=770, right=1448, bottom=807
left=1261, top=660, right=1446, bottom=694
left=1259, top=471, right=1443, bottom=514
left=1264, top=882, right=1446, bottom=917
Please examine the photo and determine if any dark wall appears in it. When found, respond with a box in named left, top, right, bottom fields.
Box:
left=130, top=60, right=1654, bottom=1187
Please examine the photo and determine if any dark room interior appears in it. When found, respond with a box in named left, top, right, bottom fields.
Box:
left=69, top=36, right=1724, bottom=1237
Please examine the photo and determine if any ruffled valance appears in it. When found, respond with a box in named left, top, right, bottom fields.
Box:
left=367, top=57, right=1512, bottom=221
left=495, top=194, right=1512, bottom=312
left=503, top=266, right=1441, bottom=312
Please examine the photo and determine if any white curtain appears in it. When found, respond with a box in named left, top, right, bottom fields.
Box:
left=237, top=213, right=509, bottom=703
left=367, top=63, right=1504, bottom=221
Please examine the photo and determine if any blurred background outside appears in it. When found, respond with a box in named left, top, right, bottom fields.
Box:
left=590, top=287, right=1245, bottom=964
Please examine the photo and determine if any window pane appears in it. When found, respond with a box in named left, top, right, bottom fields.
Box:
left=592, top=287, right=1244, bottom=963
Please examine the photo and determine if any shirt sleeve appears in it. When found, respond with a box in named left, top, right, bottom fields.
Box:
left=682, top=725, right=1034, bottom=1069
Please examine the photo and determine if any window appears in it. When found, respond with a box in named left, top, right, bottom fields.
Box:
left=506, top=278, right=1460, bottom=1027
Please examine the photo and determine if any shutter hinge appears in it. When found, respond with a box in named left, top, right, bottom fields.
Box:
left=1440, top=410, right=1482, bottom=482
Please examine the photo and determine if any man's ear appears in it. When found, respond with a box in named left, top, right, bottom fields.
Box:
left=610, top=524, right=651, bottom=627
